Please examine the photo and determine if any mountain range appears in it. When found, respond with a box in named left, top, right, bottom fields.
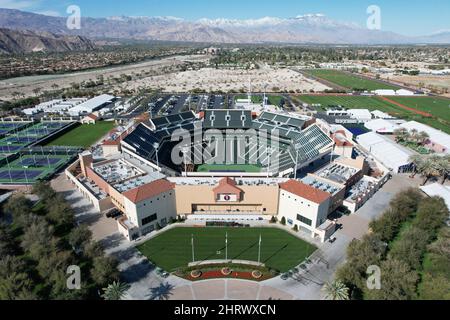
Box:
left=0, top=8, right=449, bottom=47
left=0, top=28, right=95, bottom=54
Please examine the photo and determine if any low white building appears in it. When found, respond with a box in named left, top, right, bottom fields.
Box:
left=373, top=89, right=415, bottom=96
left=371, top=110, right=394, bottom=119
left=347, top=109, right=373, bottom=122
left=68, top=94, right=115, bottom=116
left=278, top=180, right=331, bottom=237
left=357, top=132, right=414, bottom=173
left=364, top=119, right=400, bottom=134
left=420, top=183, right=450, bottom=211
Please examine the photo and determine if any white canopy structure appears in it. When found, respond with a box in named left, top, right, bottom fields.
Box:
left=420, top=183, right=450, bottom=211
left=357, top=132, right=414, bottom=173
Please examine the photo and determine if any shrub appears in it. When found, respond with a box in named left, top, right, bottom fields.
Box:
left=280, top=217, right=286, bottom=226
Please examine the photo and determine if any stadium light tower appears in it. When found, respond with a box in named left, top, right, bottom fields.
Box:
left=153, top=142, right=160, bottom=169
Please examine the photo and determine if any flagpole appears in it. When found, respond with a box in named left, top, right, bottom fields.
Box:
left=191, top=234, right=195, bottom=263
left=225, top=232, right=228, bottom=261
left=258, top=234, right=262, bottom=264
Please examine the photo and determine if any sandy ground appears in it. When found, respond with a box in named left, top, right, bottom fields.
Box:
left=123, top=66, right=330, bottom=93
left=380, top=74, right=450, bottom=93
left=0, top=55, right=208, bottom=100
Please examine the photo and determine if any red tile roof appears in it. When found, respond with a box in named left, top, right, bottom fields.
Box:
left=213, top=177, right=242, bottom=194
left=123, top=179, right=175, bottom=203
left=279, top=180, right=331, bottom=204
left=86, top=113, right=98, bottom=120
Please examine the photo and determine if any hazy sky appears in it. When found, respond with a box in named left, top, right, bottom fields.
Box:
left=1, top=0, right=449, bottom=36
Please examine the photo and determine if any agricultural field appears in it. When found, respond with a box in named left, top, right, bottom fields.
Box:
left=137, top=227, right=317, bottom=273
left=46, top=121, right=116, bottom=148
left=305, top=69, right=399, bottom=91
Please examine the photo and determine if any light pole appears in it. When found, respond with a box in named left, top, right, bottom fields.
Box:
left=153, top=142, right=160, bottom=169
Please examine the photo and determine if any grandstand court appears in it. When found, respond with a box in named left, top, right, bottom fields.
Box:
left=137, top=227, right=317, bottom=273
left=197, top=164, right=262, bottom=173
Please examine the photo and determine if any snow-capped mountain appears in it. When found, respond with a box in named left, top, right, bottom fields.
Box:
left=0, top=8, right=447, bottom=45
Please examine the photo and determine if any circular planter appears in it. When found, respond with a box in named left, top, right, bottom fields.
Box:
left=221, top=267, right=232, bottom=276
left=190, top=270, right=202, bottom=279
left=252, top=270, right=263, bottom=279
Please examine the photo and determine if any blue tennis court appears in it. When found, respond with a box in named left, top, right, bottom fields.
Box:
left=18, top=157, right=62, bottom=167
left=0, top=169, right=44, bottom=181
left=0, top=145, right=22, bottom=153
left=3, top=136, right=39, bottom=144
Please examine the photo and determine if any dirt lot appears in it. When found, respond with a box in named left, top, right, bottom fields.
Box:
left=126, top=65, right=330, bottom=93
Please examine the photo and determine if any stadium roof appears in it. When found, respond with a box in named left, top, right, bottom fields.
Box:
left=279, top=180, right=331, bottom=204
left=149, top=111, right=196, bottom=129
left=123, top=179, right=175, bottom=203
left=400, top=121, right=450, bottom=154
left=204, top=110, right=252, bottom=129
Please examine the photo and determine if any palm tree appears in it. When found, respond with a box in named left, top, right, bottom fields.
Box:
left=435, top=155, right=450, bottom=184
left=418, top=156, right=441, bottom=185
left=394, top=128, right=409, bottom=143
left=409, top=154, right=424, bottom=177
left=417, top=131, right=430, bottom=146
left=322, top=280, right=350, bottom=300
left=101, top=281, right=130, bottom=300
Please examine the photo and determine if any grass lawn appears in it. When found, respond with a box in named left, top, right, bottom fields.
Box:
left=386, top=96, right=450, bottom=123
left=137, top=227, right=317, bottom=272
left=46, top=121, right=116, bottom=148
left=305, top=69, right=399, bottom=91
left=299, top=95, right=409, bottom=115
left=197, top=164, right=262, bottom=173
left=299, top=94, right=450, bottom=134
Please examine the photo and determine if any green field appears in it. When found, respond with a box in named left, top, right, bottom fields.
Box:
left=197, top=164, right=262, bottom=173
left=137, top=227, right=317, bottom=272
left=305, top=69, right=399, bottom=91
left=299, top=95, right=450, bottom=134
left=387, top=96, right=450, bottom=123
left=235, top=95, right=283, bottom=106
left=299, top=95, right=409, bottom=115
left=46, top=121, right=116, bottom=148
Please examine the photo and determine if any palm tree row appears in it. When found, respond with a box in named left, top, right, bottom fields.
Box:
left=394, top=128, right=430, bottom=147
left=409, top=154, right=450, bottom=185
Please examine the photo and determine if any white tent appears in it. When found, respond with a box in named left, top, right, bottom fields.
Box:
left=365, top=119, right=400, bottom=134
left=420, top=183, right=450, bottom=211
left=357, top=132, right=414, bottom=173
left=400, top=121, right=450, bottom=154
